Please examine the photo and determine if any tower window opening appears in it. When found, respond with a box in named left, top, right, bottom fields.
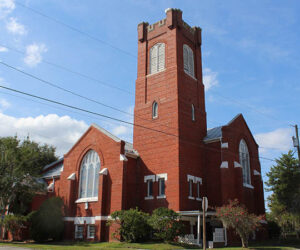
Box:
left=183, top=44, right=195, bottom=77
left=192, top=104, right=195, bottom=121
left=150, top=43, right=165, bottom=74
left=239, top=139, right=251, bottom=185
left=152, top=101, right=158, bottom=119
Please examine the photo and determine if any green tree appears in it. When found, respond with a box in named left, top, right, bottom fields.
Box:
left=148, top=207, right=185, bottom=242
left=0, top=136, right=57, bottom=216
left=216, top=199, right=263, bottom=248
left=3, top=214, right=27, bottom=241
left=107, top=208, right=150, bottom=242
left=30, top=197, right=64, bottom=242
left=265, top=151, right=300, bottom=238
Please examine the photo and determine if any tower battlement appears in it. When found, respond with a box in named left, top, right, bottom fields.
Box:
left=138, top=8, right=201, bottom=46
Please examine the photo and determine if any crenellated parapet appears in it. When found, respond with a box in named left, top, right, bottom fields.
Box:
left=138, top=8, right=201, bottom=45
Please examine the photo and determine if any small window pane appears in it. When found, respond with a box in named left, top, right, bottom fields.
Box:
left=183, top=44, right=195, bottom=77
left=75, top=225, right=84, bottom=239
left=147, top=180, right=153, bottom=196
left=150, top=43, right=165, bottom=74
left=88, top=225, right=95, bottom=239
left=159, top=178, right=165, bottom=196
left=152, top=102, right=158, bottom=118
left=197, top=182, right=200, bottom=198
left=189, top=180, right=193, bottom=197
left=192, top=104, right=195, bottom=121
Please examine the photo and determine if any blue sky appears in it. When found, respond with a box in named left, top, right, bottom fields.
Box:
left=0, top=0, right=299, bottom=209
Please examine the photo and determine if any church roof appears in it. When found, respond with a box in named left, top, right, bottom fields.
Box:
left=204, top=126, right=222, bottom=142
left=42, top=158, right=64, bottom=179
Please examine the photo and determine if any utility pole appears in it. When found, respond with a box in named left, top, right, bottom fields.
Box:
left=292, top=124, right=300, bottom=163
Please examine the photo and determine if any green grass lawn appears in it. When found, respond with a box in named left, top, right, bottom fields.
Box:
left=0, top=240, right=299, bottom=250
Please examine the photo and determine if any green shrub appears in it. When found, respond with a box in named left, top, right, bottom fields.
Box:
left=108, top=208, right=150, bottom=242
left=148, top=207, right=185, bottom=242
left=29, top=197, right=64, bottom=242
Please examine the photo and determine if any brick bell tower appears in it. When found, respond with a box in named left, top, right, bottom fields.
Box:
left=133, top=9, right=207, bottom=212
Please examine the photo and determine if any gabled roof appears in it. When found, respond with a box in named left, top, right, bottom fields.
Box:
left=204, top=126, right=222, bottom=142
left=42, top=161, right=63, bottom=179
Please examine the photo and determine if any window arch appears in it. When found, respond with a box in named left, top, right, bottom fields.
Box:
left=152, top=101, right=158, bottom=119
left=191, top=104, right=195, bottom=121
left=239, top=139, right=251, bottom=185
left=150, top=43, right=165, bottom=74
left=183, top=44, right=195, bottom=77
left=79, top=150, right=101, bottom=199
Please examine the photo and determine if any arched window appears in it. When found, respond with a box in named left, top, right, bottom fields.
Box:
left=239, top=139, right=251, bottom=185
left=79, top=150, right=100, bottom=198
left=152, top=101, right=158, bottom=119
left=150, top=43, right=165, bottom=74
left=191, top=104, right=195, bottom=121
left=183, top=44, right=195, bottom=77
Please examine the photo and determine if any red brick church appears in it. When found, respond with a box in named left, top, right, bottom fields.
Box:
left=34, top=8, right=266, bottom=245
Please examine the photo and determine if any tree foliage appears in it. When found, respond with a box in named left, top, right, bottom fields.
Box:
left=3, top=214, right=28, bottom=241
left=29, top=197, right=64, bottom=242
left=265, top=151, right=300, bottom=238
left=216, top=199, right=263, bottom=248
left=108, top=208, right=150, bottom=242
left=148, top=207, right=184, bottom=242
left=0, top=136, right=57, bottom=216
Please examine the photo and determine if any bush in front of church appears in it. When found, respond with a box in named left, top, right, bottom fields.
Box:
left=29, top=197, right=64, bottom=242
left=148, top=207, right=185, bottom=242
left=107, top=207, right=150, bottom=242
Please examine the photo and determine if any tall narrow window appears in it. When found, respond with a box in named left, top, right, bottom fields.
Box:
left=147, top=179, right=153, bottom=197
left=79, top=150, right=101, bottom=199
left=87, top=225, right=95, bottom=239
left=239, top=139, right=251, bottom=185
left=196, top=181, right=200, bottom=199
left=183, top=44, right=195, bottom=77
left=150, top=43, right=165, bottom=74
left=75, top=225, right=84, bottom=239
left=152, top=101, right=158, bottom=119
left=158, top=178, right=165, bottom=196
left=191, top=104, right=195, bottom=121
left=189, top=180, right=193, bottom=197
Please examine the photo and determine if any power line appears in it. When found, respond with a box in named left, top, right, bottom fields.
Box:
left=0, top=60, right=133, bottom=116
left=14, top=1, right=136, bottom=59
left=0, top=60, right=180, bottom=133
left=0, top=43, right=134, bottom=95
left=0, top=84, right=276, bottom=163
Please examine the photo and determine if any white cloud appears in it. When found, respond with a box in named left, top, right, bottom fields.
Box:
left=0, top=0, right=15, bottom=19
left=112, top=125, right=130, bottom=136
left=203, top=68, right=219, bottom=91
left=24, top=43, right=47, bottom=67
left=0, top=98, right=10, bottom=111
left=255, top=128, right=293, bottom=153
left=0, top=46, right=8, bottom=52
left=0, top=113, right=89, bottom=156
left=6, top=17, right=27, bottom=35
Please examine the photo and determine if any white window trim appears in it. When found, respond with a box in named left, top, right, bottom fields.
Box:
left=156, top=173, right=167, bottom=181
left=220, top=161, right=228, bottom=168
left=144, top=175, right=155, bottom=183
left=234, top=161, right=242, bottom=168
left=187, top=174, right=195, bottom=182
left=75, top=197, right=98, bottom=203
left=243, top=183, right=254, bottom=189
left=144, top=195, right=154, bottom=200
left=196, top=197, right=202, bottom=201
left=221, top=142, right=229, bottom=148
left=188, top=196, right=195, bottom=200
left=157, top=195, right=166, bottom=199
left=87, top=225, right=95, bottom=239
left=75, top=225, right=84, bottom=239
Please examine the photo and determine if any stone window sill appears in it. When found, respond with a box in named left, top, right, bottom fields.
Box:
left=157, top=195, right=166, bottom=199
left=188, top=196, right=195, bottom=200
left=243, top=183, right=254, bottom=189
left=196, top=197, right=202, bottom=201
left=75, top=197, right=98, bottom=203
left=145, top=196, right=154, bottom=200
